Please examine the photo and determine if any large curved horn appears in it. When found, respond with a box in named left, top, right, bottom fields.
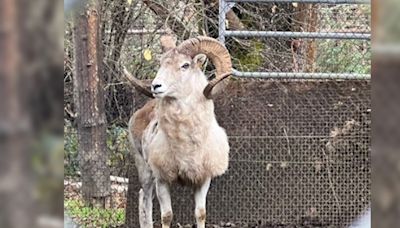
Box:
left=176, top=36, right=232, bottom=99
left=121, top=35, right=176, bottom=98
left=122, top=67, right=154, bottom=98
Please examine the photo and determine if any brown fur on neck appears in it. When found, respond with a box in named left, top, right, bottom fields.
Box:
left=130, top=99, right=156, bottom=140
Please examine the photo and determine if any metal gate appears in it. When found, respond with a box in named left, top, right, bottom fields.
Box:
left=218, top=0, right=371, bottom=79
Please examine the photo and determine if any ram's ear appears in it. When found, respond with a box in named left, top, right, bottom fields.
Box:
left=193, top=54, right=207, bottom=68
left=160, top=35, right=177, bottom=52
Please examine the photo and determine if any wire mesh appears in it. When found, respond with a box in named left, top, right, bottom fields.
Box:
left=63, top=0, right=371, bottom=227
left=123, top=80, right=371, bottom=227
left=219, top=0, right=371, bottom=79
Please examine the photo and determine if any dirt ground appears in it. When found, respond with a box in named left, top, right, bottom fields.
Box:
left=116, top=222, right=334, bottom=228
left=66, top=179, right=336, bottom=228
left=150, top=217, right=336, bottom=228
left=151, top=220, right=335, bottom=228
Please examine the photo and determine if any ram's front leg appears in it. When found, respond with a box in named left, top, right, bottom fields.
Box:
left=156, top=179, right=173, bottom=228
left=134, top=150, right=154, bottom=228
left=138, top=179, right=154, bottom=228
left=194, top=177, right=211, bottom=228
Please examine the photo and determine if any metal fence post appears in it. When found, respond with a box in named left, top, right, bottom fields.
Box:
left=218, top=0, right=226, bottom=43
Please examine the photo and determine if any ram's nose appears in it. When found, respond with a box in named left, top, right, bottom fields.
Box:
left=151, top=82, right=165, bottom=95
left=152, top=84, right=162, bottom=91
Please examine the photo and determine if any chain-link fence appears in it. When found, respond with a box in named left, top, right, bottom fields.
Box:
left=219, top=0, right=371, bottom=79
left=64, top=0, right=370, bottom=227
left=123, top=80, right=371, bottom=227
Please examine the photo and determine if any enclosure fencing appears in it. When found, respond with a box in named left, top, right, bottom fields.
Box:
left=219, top=0, right=371, bottom=79
left=123, top=81, right=371, bottom=227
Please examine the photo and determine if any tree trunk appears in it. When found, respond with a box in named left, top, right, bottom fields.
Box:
left=125, top=154, right=140, bottom=227
left=304, top=4, right=318, bottom=73
left=0, top=0, right=35, bottom=227
left=209, top=0, right=244, bottom=30
left=73, top=0, right=110, bottom=208
left=293, top=4, right=318, bottom=73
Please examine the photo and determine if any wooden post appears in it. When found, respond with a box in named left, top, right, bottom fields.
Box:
left=293, top=3, right=318, bottom=73
left=73, top=0, right=110, bottom=208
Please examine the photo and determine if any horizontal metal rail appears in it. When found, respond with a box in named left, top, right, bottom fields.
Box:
left=219, top=0, right=371, bottom=80
left=225, top=30, right=371, bottom=40
left=232, top=69, right=370, bottom=79
left=105, top=29, right=168, bottom=35
left=226, top=0, right=370, bottom=4
left=229, top=135, right=367, bottom=138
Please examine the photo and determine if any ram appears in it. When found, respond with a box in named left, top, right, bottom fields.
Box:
left=123, top=36, right=232, bottom=228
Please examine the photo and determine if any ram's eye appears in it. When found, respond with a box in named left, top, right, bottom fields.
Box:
left=181, top=63, right=190, bottom=69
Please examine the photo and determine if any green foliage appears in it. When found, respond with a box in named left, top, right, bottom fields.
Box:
left=317, top=4, right=371, bottom=74
left=234, top=40, right=265, bottom=72
left=64, top=123, right=131, bottom=177
left=317, top=40, right=371, bottom=74
left=65, top=199, right=125, bottom=227
left=64, top=122, right=79, bottom=177
left=106, top=125, right=130, bottom=170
